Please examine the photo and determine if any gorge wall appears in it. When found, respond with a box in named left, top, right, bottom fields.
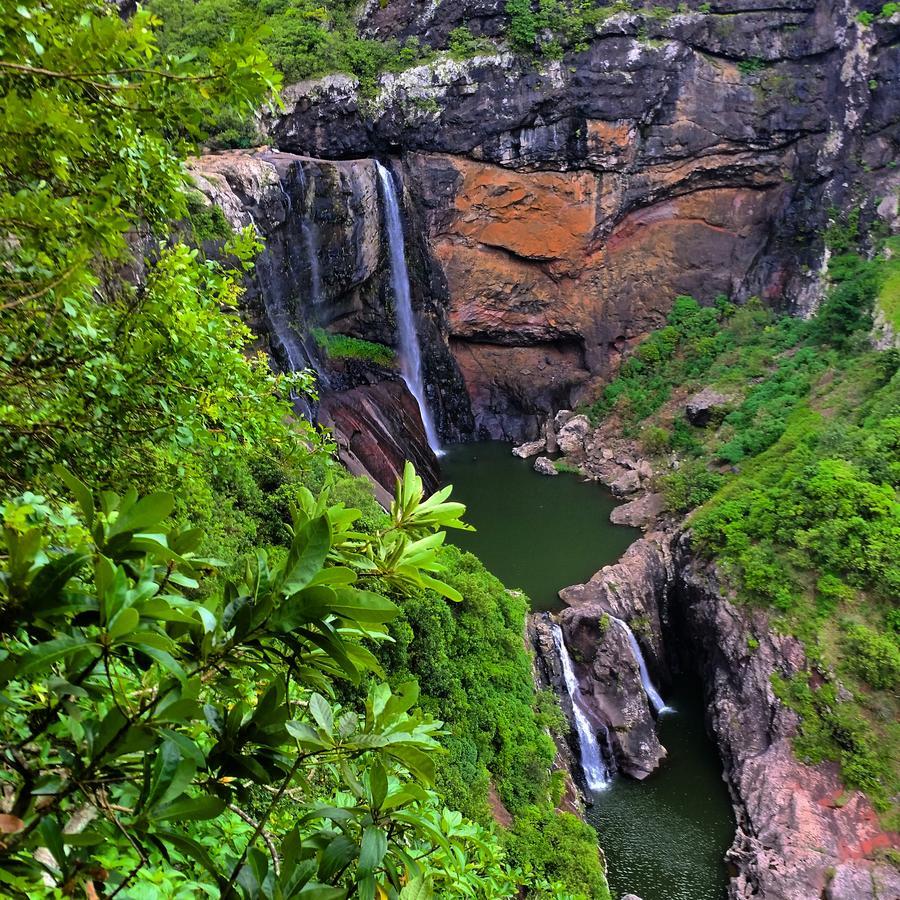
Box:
left=540, top=532, right=900, bottom=900
left=266, top=0, right=899, bottom=441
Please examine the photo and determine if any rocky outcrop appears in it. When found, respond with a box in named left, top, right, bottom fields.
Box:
left=318, top=382, right=440, bottom=501
left=684, top=387, right=733, bottom=427
left=267, top=0, right=900, bottom=440
left=669, top=537, right=900, bottom=900
left=533, top=456, right=558, bottom=476
left=609, top=493, right=666, bottom=530
left=188, top=149, right=469, bottom=495
left=528, top=613, right=591, bottom=810
left=558, top=528, right=899, bottom=899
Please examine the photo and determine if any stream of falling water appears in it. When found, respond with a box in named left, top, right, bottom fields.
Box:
left=552, top=624, right=610, bottom=792
left=375, top=161, right=443, bottom=456
left=610, top=616, right=671, bottom=715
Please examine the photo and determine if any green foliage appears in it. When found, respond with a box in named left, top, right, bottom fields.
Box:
left=148, top=0, right=433, bottom=101
left=0, top=473, right=527, bottom=898
left=582, top=246, right=899, bottom=818
left=187, top=191, right=234, bottom=243
left=772, top=673, right=893, bottom=810
left=312, top=328, right=396, bottom=366
left=505, top=0, right=606, bottom=56
left=446, top=26, right=496, bottom=60
left=882, top=2, right=900, bottom=15
left=822, top=206, right=861, bottom=253
left=737, top=56, right=766, bottom=75
left=659, top=460, right=723, bottom=513
left=503, top=807, right=612, bottom=900
left=584, top=296, right=731, bottom=427
left=0, top=2, right=606, bottom=895
left=857, top=10, right=875, bottom=25
left=841, top=622, right=900, bottom=691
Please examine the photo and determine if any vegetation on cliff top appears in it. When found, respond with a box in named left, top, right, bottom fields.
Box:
left=581, top=233, right=900, bottom=826
left=0, top=1, right=610, bottom=897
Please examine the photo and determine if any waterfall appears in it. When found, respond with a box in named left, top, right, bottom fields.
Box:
left=551, top=624, right=610, bottom=792
left=610, top=617, right=670, bottom=715
left=295, top=167, right=323, bottom=306
left=375, top=161, right=442, bottom=456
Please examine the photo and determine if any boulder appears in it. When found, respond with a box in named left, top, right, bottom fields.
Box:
left=609, top=469, right=641, bottom=496
left=556, top=414, right=591, bottom=455
left=610, top=493, right=665, bottom=529
left=512, top=438, right=546, bottom=458
left=533, top=456, right=558, bottom=476
left=685, top=388, right=732, bottom=427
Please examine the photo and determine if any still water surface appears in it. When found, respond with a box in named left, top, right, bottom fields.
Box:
left=440, top=441, right=734, bottom=900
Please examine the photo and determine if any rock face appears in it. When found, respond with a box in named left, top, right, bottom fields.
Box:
left=528, top=613, right=591, bottom=809
left=268, top=0, right=900, bottom=439
left=558, top=529, right=899, bottom=900
left=669, top=536, right=900, bottom=900
left=533, top=456, right=558, bottom=476
left=188, top=149, right=468, bottom=495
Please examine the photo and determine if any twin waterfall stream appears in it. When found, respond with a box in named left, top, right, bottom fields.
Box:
left=552, top=619, right=670, bottom=793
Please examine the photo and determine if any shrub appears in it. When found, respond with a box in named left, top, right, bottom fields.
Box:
left=842, top=623, right=900, bottom=691
left=660, top=459, right=723, bottom=513
left=312, top=327, right=396, bottom=365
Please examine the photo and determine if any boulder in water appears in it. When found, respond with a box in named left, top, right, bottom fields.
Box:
left=512, top=438, right=546, bottom=458
left=534, top=456, right=558, bottom=476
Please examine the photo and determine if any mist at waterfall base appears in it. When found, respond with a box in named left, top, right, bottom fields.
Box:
left=375, top=162, right=443, bottom=456
left=440, top=441, right=734, bottom=900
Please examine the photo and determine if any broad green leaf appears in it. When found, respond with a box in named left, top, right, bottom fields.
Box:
left=150, top=794, right=225, bottom=822
left=358, top=827, right=387, bottom=876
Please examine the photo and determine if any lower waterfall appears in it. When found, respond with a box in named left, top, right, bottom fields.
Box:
left=551, top=624, right=610, bottom=792
left=611, top=617, right=669, bottom=715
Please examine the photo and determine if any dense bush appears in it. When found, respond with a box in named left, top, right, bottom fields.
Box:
left=312, top=328, right=396, bottom=366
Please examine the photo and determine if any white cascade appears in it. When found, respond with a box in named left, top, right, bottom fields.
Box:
left=375, top=161, right=443, bottom=456
left=551, top=624, right=610, bottom=792
left=294, top=166, right=323, bottom=306
left=611, top=617, right=670, bottom=715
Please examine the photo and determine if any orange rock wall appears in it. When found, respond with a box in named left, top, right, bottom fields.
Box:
left=406, top=152, right=788, bottom=437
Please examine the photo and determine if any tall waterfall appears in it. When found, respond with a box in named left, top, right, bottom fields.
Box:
left=551, top=624, right=610, bottom=792
left=611, top=617, right=669, bottom=715
left=295, top=166, right=323, bottom=306
left=375, top=161, right=442, bottom=455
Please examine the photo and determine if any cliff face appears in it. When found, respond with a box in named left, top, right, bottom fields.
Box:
left=546, top=531, right=900, bottom=900
left=268, top=0, right=899, bottom=439
left=188, top=149, right=478, bottom=494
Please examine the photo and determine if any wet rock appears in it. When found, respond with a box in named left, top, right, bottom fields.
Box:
left=544, top=418, right=559, bottom=454
left=558, top=606, right=665, bottom=779
left=621, top=895, right=644, bottom=900
left=684, top=388, right=732, bottom=427
left=610, top=493, right=665, bottom=529
left=559, top=536, right=670, bottom=680
left=533, top=456, right=558, bottom=476
left=556, top=414, right=591, bottom=455
left=512, top=438, right=545, bottom=458
left=318, top=381, right=440, bottom=500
